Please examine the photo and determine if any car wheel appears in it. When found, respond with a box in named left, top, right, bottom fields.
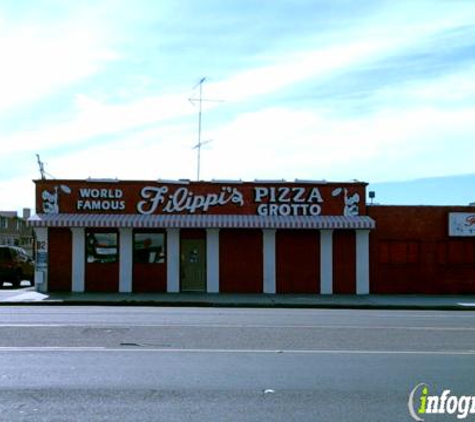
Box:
left=12, top=271, right=23, bottom=288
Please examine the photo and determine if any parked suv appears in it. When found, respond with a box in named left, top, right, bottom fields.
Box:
left=0, top=246, right=34, bottom=288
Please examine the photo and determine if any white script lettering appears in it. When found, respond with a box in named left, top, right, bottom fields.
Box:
left=137, top=186, right=244, bottom=214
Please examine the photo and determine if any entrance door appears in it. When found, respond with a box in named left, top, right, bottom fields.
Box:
left=180, top=239, right=206, bottom=292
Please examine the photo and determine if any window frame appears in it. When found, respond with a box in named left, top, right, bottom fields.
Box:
left=133, top=230, right=166, bottom=265
left=85, top=230, right=119, bottom=264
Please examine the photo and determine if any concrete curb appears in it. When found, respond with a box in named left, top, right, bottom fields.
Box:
left=1, top=299, right=475, bottom=310
left=2, top=290, right=475, bottom=310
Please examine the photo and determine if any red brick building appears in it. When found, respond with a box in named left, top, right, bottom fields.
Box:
left=29, top=178, right=475, bottom=294
left=368, top=206, right=475, bottom=293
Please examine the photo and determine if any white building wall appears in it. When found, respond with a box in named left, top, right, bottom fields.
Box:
left=206, top=229, right=220, bottom=293
left=263, top=229, right=276, bottom=294
left=320, top=230, right=333, bottom=295
left=71, top=228, right=85, bottom=293
left=119, top=228, right=133, bottom=293
left=356, top=230, right=370, bottom=295
left=167, top=228, right=180, bottom=293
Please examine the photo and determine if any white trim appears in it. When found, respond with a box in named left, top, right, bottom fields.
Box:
left=71, top=228, right=85, bottom=293
left=119, top=228, right=133, bottom=293
left=320, top=230, right=333, bottom=295
left=356, top=230, right=370, bottom=295
left=167, top=229, right=180, bottom=293
left=206, top=229, right=220, bottom=293
left=263, top=229, right=276, bottom=294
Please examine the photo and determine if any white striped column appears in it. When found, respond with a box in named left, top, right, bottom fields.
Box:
left=320, top=230, right=333, bottom=295
left=119, top=228, right=133, bottom=293
left=71, top=228, right=85, bottom=293
left=263, top=229, right=276, bottom=294
left=167, top=228, right=180, bottom=293
left=356, top=229, right=370, bottom=295
left=206, top=229, right=220, bottom=293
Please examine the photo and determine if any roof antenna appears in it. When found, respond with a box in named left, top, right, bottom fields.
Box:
left=36, top=154, right=46, bottom=180
left=189, top=77, right=223, bottom=180
left=36, top=154, right=55, bottom=179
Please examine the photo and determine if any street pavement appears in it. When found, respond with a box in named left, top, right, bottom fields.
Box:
left=1, top=285, right=475, bottom=309
left=1, top=306, right=475, bottom=421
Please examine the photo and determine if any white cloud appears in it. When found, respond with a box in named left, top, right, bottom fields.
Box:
left=39, top=122, right=196, bottom=180
left=2, top=0, right=475, bottom=212
left=0, top=177, right=36, bottom=213
left=200, top=103, right=475, bottom=183
left=1, top=91, right=196, bottom=155
left=383, top=65, right=475, bottom=104
left=3, top=0, right=474, bottom=156
left=0, top=21, right=118, bottom=112
left=4, top=99, right=473, bottom=214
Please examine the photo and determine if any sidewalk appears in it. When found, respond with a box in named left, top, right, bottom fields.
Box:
left=1, top=288, right=475, bottom=310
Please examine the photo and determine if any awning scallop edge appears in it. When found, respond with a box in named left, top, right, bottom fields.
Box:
left=28, top=213, right=375, bottom=230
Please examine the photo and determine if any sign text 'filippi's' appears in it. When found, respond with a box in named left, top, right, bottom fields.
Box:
left=137, top=186, right=244, bottom=214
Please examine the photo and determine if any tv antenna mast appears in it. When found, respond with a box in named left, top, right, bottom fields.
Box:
left=36, top=154, right=46, bottom=180
left=189, top=77, right=223, bottom=180
left=36, top=154, right=55, bottom=179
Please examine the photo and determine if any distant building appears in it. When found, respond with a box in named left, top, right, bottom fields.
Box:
left=0, top=209, right=34, bottom=256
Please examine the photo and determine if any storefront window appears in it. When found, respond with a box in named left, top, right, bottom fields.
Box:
left=86, top=232, right=118, bottom=264
left=133, top=232, right=166, bottom=264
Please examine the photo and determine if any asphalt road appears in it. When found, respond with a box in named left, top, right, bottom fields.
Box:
left=0, top=307, right=474, bottom=421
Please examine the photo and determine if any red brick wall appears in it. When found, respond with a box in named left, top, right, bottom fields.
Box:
left=333, top=230, right=356, bottom=294
left=219, top=229, right=263, bottom=293
left=368, top=206, right=475, bottom=293
left=276, top=230, right=320, bottom=293
left=48, top=228, right=72, bottom=292
left=133, top=264, right=166, bottom=293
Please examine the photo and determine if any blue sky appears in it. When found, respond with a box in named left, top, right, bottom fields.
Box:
left=1, top=0, right=475, bottom=212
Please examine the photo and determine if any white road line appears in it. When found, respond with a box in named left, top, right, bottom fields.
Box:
left=0, top=347, right=106, bottom=351
left=0, top=323, right=474, bottom=331
left=0, top=347, right=474, bottom=355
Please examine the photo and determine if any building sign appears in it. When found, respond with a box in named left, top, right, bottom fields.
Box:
left=77, top=188, right=126, bottom=211
left=449, top=213, right=475, bottom=237
left=137, top=185, right=244, bottom=214
left=36, top=180, right=367, bottom=217
left=253, top=186, right=360, bottom=216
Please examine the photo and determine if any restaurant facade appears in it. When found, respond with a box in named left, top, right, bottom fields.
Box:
left=29, top=178, right=475, bottom=294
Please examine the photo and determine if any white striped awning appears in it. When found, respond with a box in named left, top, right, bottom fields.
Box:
left=29, top=213, right=375, bottom=230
